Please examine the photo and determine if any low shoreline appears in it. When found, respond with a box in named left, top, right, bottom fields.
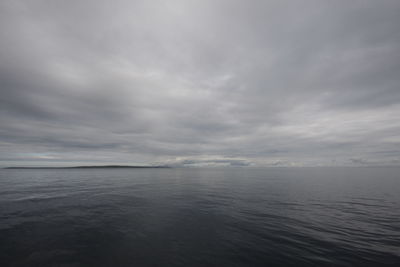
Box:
left=4, top=165, right=170, bottom=169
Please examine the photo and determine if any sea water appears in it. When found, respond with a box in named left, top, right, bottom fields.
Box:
left=0, top=167, right=399, bottom=266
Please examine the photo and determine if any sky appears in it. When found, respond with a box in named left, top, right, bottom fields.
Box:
left=1, top=0, right=400, bottom=167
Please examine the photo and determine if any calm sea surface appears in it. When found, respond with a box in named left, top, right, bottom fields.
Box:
left=0, top=167, right=399, bottom=266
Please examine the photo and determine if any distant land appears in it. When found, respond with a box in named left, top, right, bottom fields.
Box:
left=4, top=165, right=171, bottom=169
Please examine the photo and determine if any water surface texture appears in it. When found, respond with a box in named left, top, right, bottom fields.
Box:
left=0, top=167, right=399, bottom=266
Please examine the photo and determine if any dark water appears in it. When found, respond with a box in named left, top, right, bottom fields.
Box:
left=0, top=167, right=399, bottom=267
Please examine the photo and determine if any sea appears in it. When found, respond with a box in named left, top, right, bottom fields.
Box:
left=0, top=167, right=399, bottom=266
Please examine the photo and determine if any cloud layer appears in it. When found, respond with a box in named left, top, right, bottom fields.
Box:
left=1, top=0, right=400, bottom=167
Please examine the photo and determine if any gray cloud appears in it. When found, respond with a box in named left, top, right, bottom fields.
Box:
left=1, top=0, right=400, bottom=167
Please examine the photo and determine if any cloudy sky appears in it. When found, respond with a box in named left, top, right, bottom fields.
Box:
left=1, top=0, right=399, bottom=167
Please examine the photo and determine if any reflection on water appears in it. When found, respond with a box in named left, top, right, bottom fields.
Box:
left=0, top=167, right=399, bottom=266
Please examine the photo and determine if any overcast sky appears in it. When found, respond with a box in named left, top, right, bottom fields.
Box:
left=1, top=0, right=399, bottom=167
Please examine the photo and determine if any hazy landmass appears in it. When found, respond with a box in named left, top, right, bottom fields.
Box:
left=4, top=165, right=170, bottom=169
